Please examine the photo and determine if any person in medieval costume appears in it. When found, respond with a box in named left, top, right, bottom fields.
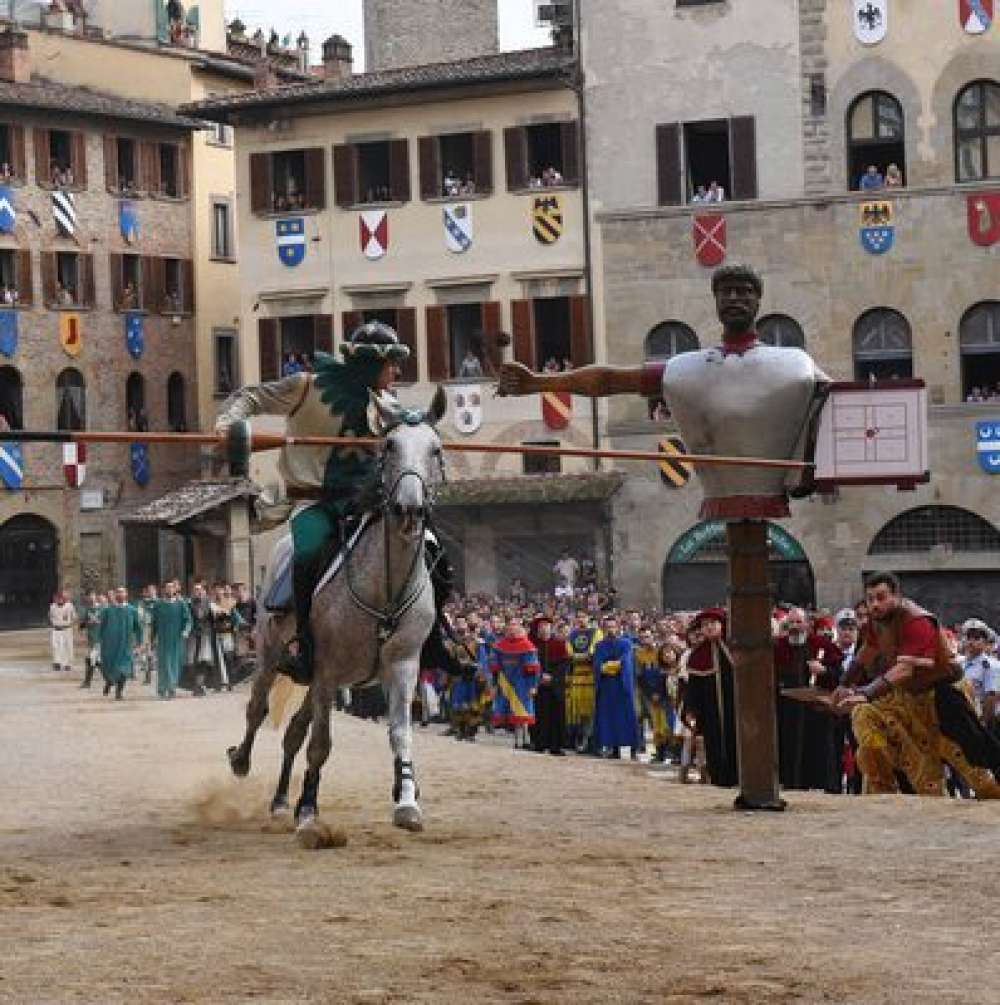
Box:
left=592, top=615, right=639, bottom=759
left=48, top=590, right=77, bottom=673
left=530, top=617, right=570, bottom=756
left=98, top=586, right=143, bottom=701
left=151, top=579, right=192, bottom=699
left=186, top=581, right=220, bottom=696
left=215, top=321, right=452, bottom=685
left=78, top=589, right=104, bottom=688
left=635, top=627, right=671, bottom=763
left=834, top=571, right=1000, bottom=798
left=490, top=618, right=541, bottom=749
left=679, top=608, right=738, bottom=787
left=446, top=622, right=485, bottom=741
left=566, top=611, right=602, bottom=753
left=137, top=584, right=158, bottom=685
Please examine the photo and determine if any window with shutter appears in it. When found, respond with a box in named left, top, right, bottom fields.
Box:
left=40, top=251, right=55, bottom=305
left=103, top=135, right=118, bottom=193
left=425, top=306, right=449, bottom=382
left=79, top=254, right=95, bottom=307
left=473, top=131, right=493, bottom=194
left=249, top=152, right=272, bottom=214
left=141, top=256, right=161, bottom=312
left=503, top=126, right=527, bottom=191
left=396, top=307, right=418, bottom=383
left=569, top=295, right=592, bottom=367
left=511, top=299, right=536, bottom=369
left=729, top=115, right=757, bottom=200
left=141, top=140, right=160, bottom=195
left=15, top=249, right=31, bottom=305
left=389, top=139, right=410, bottom=203
left=656, top=123, right=682, bottom=205
left=109, top=252, right=123, bottom=311
left=177, top=143, right=190, bottom=199
left=481, top=301, right=503, bottom=376
left=33, top=127, right=49, bottom=186
left=418, top=136, right=440, bottom=200
left=333, top=143, right=359, bottom=207
left=181, top=259, right=195, bottom=314
left=9, top=125, right=24, bottom=181
left=258, top=318, right=279, bottom=382
left=560, top=121, right=580, bottom=185
left=313, top=314, right=333, bottom=355
left=70, top=131, right=87, bottom=189
left=303, top=147, right=325, bottom=210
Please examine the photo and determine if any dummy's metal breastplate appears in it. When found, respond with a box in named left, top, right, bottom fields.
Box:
left=663, top=345, right=820, bottom=518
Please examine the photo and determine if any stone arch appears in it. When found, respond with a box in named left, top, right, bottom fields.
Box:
left=868, top=505, right=1000, bottom=556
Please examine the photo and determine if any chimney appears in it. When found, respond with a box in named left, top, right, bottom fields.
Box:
left=296, top=30, right=309, bottom=75
left=321, top=34, right=352, bottom=80
left=0, top=29, right=30, bottom=85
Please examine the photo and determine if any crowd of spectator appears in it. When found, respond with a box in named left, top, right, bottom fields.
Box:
left=691, top=180, right=726, bottom=203
left=281, top=352, right=313, bottom=376
left=965, top=383, right=1000, bottom=403
left=857, top=163, right=904, bottom=191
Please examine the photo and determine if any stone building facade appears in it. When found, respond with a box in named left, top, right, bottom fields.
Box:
left=581, top=1, right=1000, bottom=622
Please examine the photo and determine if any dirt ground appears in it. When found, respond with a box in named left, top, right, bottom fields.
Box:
left=1, top=629, right=997, bottom=1004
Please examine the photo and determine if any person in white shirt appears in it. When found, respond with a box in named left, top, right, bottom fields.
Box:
left=553, top=551, right=579, bottom=595
left=706, top=180, right=725, bottom=203
left=48, top=590, right=77, bottom=672
left=961, top=619, right=999, bottom=725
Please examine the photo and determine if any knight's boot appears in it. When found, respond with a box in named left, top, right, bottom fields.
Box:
left=279, top=554, right=318, bottom=685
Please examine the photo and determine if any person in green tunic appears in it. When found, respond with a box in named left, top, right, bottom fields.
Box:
left=99, top=586, right=143, bottom=701
left=77, top=589, right=105, bottom=689
left=151, top=579, right=192, bottom=699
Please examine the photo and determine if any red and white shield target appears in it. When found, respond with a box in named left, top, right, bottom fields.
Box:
left=360, top=210, right=388, bottom=260
left=62, top=442, right=86, bottom=488
left=693, top=213, right=726, bottom=267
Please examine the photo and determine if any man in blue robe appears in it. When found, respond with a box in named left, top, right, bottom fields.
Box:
left=592, top=615, right=639, bottom=758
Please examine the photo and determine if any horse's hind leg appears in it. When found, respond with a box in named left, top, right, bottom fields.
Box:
left=227, top=665, right=276, bottom=778
left=271, top=690, right=313, bottom=815
left=386, top=659, right=423, bottom=832
left=295, top=681, right=333, bottom=825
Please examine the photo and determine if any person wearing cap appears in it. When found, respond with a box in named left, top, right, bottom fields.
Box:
left=215, top=321, right=425, bottom=683
left=834, top=608, right=862, bottom=793
left=961, top=620, right=999, bottom=730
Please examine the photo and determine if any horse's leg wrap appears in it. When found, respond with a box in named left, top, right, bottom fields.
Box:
left=393, top=757, right=420, bottom=805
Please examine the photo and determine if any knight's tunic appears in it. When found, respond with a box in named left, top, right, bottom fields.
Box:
left=566, top=626, right=601, bottom=729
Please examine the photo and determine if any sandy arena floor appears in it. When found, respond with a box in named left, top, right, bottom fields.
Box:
left=1, top=629, right=997, bottom=1004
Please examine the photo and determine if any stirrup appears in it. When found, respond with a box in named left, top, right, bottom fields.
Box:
left=278, top=635, right=313, bottom=685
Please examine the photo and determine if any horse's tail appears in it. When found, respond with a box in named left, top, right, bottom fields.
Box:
left=267, top=674, right=308, bottom=729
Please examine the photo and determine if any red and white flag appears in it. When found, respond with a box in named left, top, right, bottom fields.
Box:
left=693, top=213, right=726, bottom=267
left=968, top=193, right=1000, bottom=247
left=360, top=210, right=388, bottom=260
left=62, top=441, right=86, bottom=488
left=960, top=0, right=993, bottom=33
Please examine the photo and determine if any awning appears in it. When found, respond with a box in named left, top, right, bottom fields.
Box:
left=437, top=472, right=624, bottom=507
left=120, top=478, right=258, bottom=527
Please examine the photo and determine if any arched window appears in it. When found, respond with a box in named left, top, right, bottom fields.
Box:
left=959, top=302, right=1000, bottom=402
left=954, top=80, right=1000, bottom=182
left=0, top=364, right=22, bottom=429
left=757, top=314, right=806, bottom=349
left=847, top=91, right=905, bottom=191
left=167, top=371, right=186, bottom=432
left=126, top=372, right=147, bottom=432
left=869, top=506, right=1000, bottom=554
left=644, top=321, right=699, bottom=361
left=55, top=368, right=85, bottom=431
left=852, top=308, right=912, bottom=381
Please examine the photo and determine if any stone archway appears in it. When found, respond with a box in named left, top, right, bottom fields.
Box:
left=662, top=520, right=815, bottom=612
left=0, top=514, right=58, bottom=629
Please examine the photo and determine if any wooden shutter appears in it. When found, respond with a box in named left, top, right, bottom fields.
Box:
left=313, top=314, right=333, bottom=355
left=181, top=259, right=195, bottom=314
left=10, top=124, right=24, bottom=180
left=140, top=256, right=160, bottom=312
left=109, top=252, right=123, bottom=311
left=71, top=131, right=87, bottom=188
left=249, top=152, right=272, bottom=214
left=40, top=251, right=55, bottom=304
left=511, top=299, right=536, bottom=369
left=34, top=127, right=49, bottom=186
left=341, top=310, right=363, bottom=341
left=104, top=135, right=118, bottom=192
left=655, top=123, right=682, bottom=206
left=504, top=126, right=527, bottom=191
left=303, top=147, right=325, bottom=210
left=425, top=305, right=449, bottom=382
left=389, top=138, right=410, bottom=203
left=141, top=140, right=160, bottom=194
left=396, top=307, right=418, bottom=383
left=473, top=130, right=493, bottom=194
left=729, top=115, right=758, bottom=200
left=418, top=135, right=440, bottom=200
left=177, top=143, right=190, bottom=198
left=333, top=144, right=358, bottom=207
left=569, top=294, right=593, bottom=367
left=560, top=121, right=580, bottom=185
left=15, top=249, right=32, bottom=306
left=80, top=254, right=95, bottom=307
left=258, top=318, right=279, bottom=383
left=481, top=300, right=503, bottom=376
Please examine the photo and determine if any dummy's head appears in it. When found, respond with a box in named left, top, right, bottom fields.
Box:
left=711, top=265, right=762, bottom=334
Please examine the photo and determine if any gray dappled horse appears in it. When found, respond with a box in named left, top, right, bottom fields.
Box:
left=227, top=388, right=447, bottom=833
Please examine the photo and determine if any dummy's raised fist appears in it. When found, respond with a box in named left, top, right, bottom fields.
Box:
left=497, top=361, right=537, bottom=398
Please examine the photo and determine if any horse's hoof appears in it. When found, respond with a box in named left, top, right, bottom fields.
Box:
left=393, top=805, right=424, bottom=833
left=295, top=804, right=317, bottom=826
left=227, top=746, right=250, bottom=778
left=269, top=797, right=290, bottom=817
left=296, top=817, right=347, bottom=851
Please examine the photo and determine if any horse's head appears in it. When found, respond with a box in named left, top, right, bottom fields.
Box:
left=369, top=387, right=447, bottom=538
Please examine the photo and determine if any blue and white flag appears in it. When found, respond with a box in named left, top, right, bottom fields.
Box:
left=0, top=185, right=15, bottom=234
left=53, top=190, right=77, bottom=240
left=125, top=311, right=144, bottom=359
left=443, top=203, right=473, bottom=254
left=976, top=420, right=1000, bottom=474
left=119, top=200, right=139, bottom=245
left=0, top=441, right=23, bottom=490
left=276, top=217, right=306, bottom=267
left=130, top=442, right=150, bottom=486
left=0, top=308, right=17, bottom=358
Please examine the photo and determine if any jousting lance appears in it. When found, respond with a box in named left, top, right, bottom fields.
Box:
left=0, top=428, right=811, bottom=472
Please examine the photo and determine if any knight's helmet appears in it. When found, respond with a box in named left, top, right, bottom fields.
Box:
left=342, top=320, right=411, bottom=363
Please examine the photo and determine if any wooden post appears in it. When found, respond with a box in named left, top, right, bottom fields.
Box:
left=726, top=520, right=785, bottom=811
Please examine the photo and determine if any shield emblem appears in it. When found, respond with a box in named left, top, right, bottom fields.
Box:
left=125, top=311, right=144, bottom=359
left=444, top=203, right=473, bottom=254
left=0, top=441, right=23, bottom=490
left=853, top=0, right=887, bottom=44
left=130, top=442, right=150, bottom=486
left=0, top=309, right=17, bottom=358
left=542, top=390, right=572, bottom=431
left=0, top=185, right=15, bottom=234
left=276, top=217, right=306, bottom=267
left=960, top=0, right=993, bottom=32
left=52, top=190, right=77, bottom=240
left=59, top=312, right=82, bottom=357
left=860, top=200, right=894, bottom=254
left=967, top=193, right=1000, bottom=246
left=693, top=213, right=726, bottom=266
left=119, top=200, right=139, bottom=245
left=976, top=421, right=1000, bottom=474
left=657, top=436, right=693, bottom=489
left=452, top=384, right=483, bottom=435
left=62, top=442, right=86, bottom=488
left=360, top=210, right=388, bottom=260
left=532, top=195, right=563, bottom=245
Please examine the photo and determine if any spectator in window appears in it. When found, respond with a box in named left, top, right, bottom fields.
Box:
left=858, top=164, right=884, bottom=191
left=0, top=162, right=12, bottom=181
left=281, top=353, right=302, bottom=377
left=299, top=352, right=312, bottom=373
left=542, top=166, right=564, bottom=187
left=460, top=172, right=476, bottom=196
left=120, top=282, right=136, bottom=311
left=443, top=168, right=460, bottom=197
left=885, top=163, right=903, bottom=188
left=691, top=184, right=708, bottom=203
left=966, top=386, right=984, bottom=403
left=543, top=357, right=560, bottom=373
left=706, top=180, right=725, bottom=203
left=561, top=357, right=573, bottom=372
left=457, top=349, right=484, bottom=379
